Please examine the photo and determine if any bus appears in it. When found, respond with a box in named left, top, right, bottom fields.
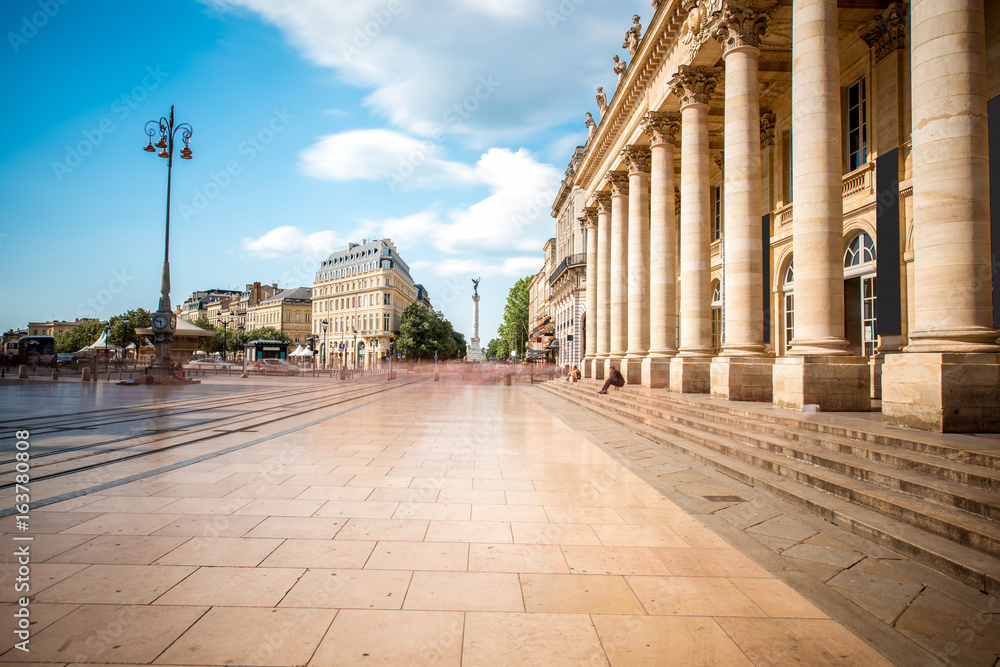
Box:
left=16, top=335, right=56, bottom=365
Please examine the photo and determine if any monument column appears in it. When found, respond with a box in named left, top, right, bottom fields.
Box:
left=605, top=171, right=630, bottom=378
left=620, top=145, right=651, bottom=385
left=771, top=0, right=870, bottom=411
left=669, top=66, right=720, bottom=394
left=882, top=0, right=1000, bottom=431
left=710, top=0, right=775, bottom=402
left=592, top=191, right=612, bottom=380
left=641, top=111, right=681, bottom=387
left=581, top=206, right=599, bottom=378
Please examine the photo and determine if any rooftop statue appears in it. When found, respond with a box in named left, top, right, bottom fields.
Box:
left=596, top=87, right=608, bottom=117
left=623, top=15, right=642, bottom=56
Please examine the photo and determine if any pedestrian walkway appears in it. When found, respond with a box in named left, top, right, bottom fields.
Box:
left=2, top=379, right=899, bottom=665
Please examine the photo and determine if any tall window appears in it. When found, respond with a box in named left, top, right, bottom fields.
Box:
left=712, top=185, right=723, bottom=241
left=845, top=232, right=877, bottom=356
left=383, top=314, right=390, bottom=331
left=711, top=281, right=723, bottom=351
left=847, top=78, right=867, bottom=171
left=783, top=261, right=794, bottom=352
left=845, top=232, right=876, bottom=266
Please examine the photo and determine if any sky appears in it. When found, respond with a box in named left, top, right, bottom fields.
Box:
left=0, top=0, right=648, bottom=343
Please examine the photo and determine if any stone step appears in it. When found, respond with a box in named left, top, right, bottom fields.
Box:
left=538, top=382, right=1000, bottom=594
left=594, top=383, right=1000, bottom=498
left=589, top=385, right=1000, bottom=523
left=639, top=385, right=1000, bottom=472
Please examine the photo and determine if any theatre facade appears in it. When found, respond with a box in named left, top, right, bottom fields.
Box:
left=572, top=0, right=1000, bottom=432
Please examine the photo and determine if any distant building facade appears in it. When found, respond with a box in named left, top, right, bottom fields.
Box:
left=312, top=238, right=419, bottom=368
left=247, top=287, right=313, bottom=345
left=549, top=147, right=588, bottom=368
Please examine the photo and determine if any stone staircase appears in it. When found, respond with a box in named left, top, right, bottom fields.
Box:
left=537, top=379, right=1000, bottom=595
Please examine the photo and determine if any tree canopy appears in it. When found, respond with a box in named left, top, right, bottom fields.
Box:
left=396, top=304, right=464, bottom=360
left=497, top=274, right=532, bottom=360
left=55, top=319, right=104, bottom=353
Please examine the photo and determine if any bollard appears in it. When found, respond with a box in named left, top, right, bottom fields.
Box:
left=52, top=370, right=59, bottom=381
left=117, top=370, right=123, bottom=381
left=81, top=367, right=91, bottom=382
left=18, top=365, right=28, bottom=379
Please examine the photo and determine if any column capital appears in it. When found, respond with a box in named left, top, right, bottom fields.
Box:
left=590, top=191, right=612, bottom=214
left=669, top=65, right=722, bottom=109
left=711, top=0, right=776, bottom=53
left=859, top=2, right=907, bottom=65
left=760, top=110, right=776, bottom=148
left=604, top=171, right=630, bottom=196
left=620, top=145, right=652, bottom=175
left=640, top=111, right=681, bottom=145
left=580, top=206, right=598, bottom=229
left=714, top=151, right=725, bottom=174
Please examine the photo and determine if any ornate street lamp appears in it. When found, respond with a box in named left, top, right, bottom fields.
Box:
left=352, top=329, right=358, bottom=370
left=219, top=310, right=233, bottom=363
left=321, top=319, right=328, bottom=369
left=143, top=105, right=193, bottom=373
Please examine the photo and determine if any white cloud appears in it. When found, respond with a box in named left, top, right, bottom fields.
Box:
left=208, top=0, right=649, bottom=145
left=241, top=225, right=346, bottom=259
left=411, top=255, right=540, bottom=278
left=299, top=129, right=477, bottom=188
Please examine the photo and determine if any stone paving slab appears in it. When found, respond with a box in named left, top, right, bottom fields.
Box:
left=0, top=378, right=965, bottom=664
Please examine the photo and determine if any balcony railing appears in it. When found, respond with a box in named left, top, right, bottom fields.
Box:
left=548, top=253, right=586, bottom=285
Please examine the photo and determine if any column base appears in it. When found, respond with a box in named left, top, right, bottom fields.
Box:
left=591, top=357, right=606, bottom=380
left=582, top=356, right=594, bottom=379
left=669, top=357, right=711, bottom=394
left=711, top=357, right=774, bottom=402
left=620, top=355, right=644, bottom=385
left=882, top=352, right=1000, bottom=432
left=641, top=356, right=673, bottom=388
left=870, top=355, right=883, bottom=400
left=772, top=356, right=871, bottom=412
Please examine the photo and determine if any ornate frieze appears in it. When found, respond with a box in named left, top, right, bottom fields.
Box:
left=711, top=0, right=776, bottom=52
left=621, top=145, right=652, bottom=175
left=669, top=65, right=722, bottom=108
left=714, top=151, right=725, bottom=173
left=641, top=111, right=682, bottom=145
left=604, top=171, right=630, bottom=196
left=860, top=3, right=907, bottom=65
left=760, top=110, right=776, bottom=148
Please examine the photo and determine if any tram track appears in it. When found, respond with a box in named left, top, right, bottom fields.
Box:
left=0, top=380, right=375, bottom=465
left=0, top=377, right=425, bottom=494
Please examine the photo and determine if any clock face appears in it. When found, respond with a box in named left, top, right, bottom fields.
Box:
left=153, top=315, right=168, bottom=330
left=169, top=314, right=177, bottom=329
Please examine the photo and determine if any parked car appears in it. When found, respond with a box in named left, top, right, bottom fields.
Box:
left=56, top=353, right=75, bottom=367
left=250, top=358, right=302, bottom=375
left=185, top=358, right=240, bottom=370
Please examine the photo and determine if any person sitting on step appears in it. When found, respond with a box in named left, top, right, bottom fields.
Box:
left=566, top=365, right=581, bottom=382
left=598, top=366, right=624, bottom=394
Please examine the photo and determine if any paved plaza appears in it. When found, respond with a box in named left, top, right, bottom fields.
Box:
left=0, top=376, right=994, bottom=665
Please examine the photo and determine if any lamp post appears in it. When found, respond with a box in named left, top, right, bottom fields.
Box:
left=321, top=319, right=328, bottom=369
left=104, top=322, right=110, bottom=365
left=219, top=310, right=232, bottom=363
left=143, top=105, right=193, bottom=373
left=121, top=313, right=131, bottom=366
left=352, top=329, right=357, bottom=370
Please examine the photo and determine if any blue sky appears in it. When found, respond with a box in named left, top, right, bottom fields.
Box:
left=0, top=0, right=647, bottom=342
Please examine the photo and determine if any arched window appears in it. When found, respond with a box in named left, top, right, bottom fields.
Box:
left=844, top=232, right=876, bottom=267
left=711, top=281, right=723, bottom=351
left=783, top=260, right=794, bottom=352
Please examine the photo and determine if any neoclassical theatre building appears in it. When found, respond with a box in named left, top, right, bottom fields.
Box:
left=571, top=0, right=1000, bottom=432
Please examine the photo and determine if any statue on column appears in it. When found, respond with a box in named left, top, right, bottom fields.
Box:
left=467, top=278, right=485, bottom=362
left=596, top=87, right=608, bottom=117
left=623, top=15, right=642, bottom=56
left=472, top=277, right=480, bottom=297
left=613, top=55, right=627, bottom=88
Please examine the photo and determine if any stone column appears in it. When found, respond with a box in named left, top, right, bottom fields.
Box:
left=772, top=0, right=870, bottom=411
left=641, top=111, right=681, bottom=387
left=620, top=145, right=652, bottom=385
left=592, top=192, right=612, bottom=380
left=710, top=0, right=775, bottom=402
left=605, top=171, right=630, bottom=378
left=669, top=65, right=720, bottom=394
left=581, top=206, right=599, bottom=378
left=883, top=0, right=1000, bottom=432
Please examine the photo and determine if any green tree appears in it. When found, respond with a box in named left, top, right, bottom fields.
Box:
left=190, top=317, right=217, bottom=354
left=486, top=337, right=508, bottom=361
left=55, top=319, right=105, bottom=353
left=498, top=274, right=532, bottom=360
left=396, top=304, right=462, bottom=359
left=451, top=329, right=467, bottom=358
left=108, top=308, right=153, bottom=357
